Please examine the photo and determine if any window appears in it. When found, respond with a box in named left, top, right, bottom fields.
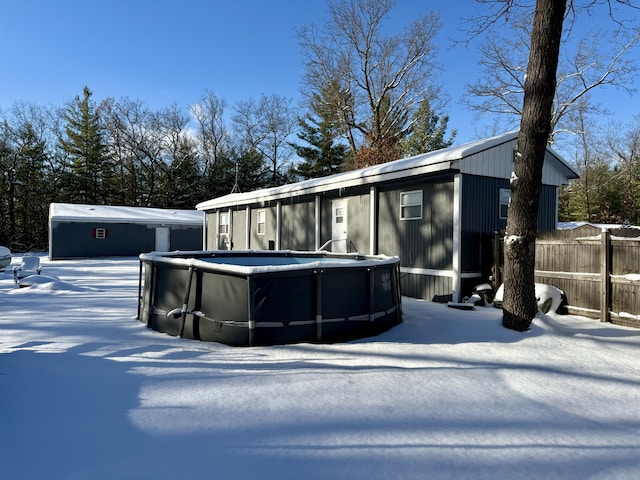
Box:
left=400, top=190, right=423, bottom=220
left=500, top=189, right=511, bottom=219
left=219, top=212, right=230, bottom=235
left=257, top=210, right=266, bottom=235
left=335, top=207, right=345, bottom=224
left=93, top=228, right=108, bottom=239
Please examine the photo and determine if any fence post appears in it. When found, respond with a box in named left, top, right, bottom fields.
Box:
left=600, top=229, right=611, bottom=323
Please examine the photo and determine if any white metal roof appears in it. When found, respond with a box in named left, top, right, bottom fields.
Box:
left=196, top=131, right=579, bottom=211
left=49, top=203, right=203, bottom=225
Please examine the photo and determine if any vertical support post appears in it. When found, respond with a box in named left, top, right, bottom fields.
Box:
left=315, top=195, right=321, bottom=250
left=178, top=266, right=195, bottom=338
left=146, top=262, right=157, bottom=328
left=315, top=270, right=323, bottom=341
left=452, top=174, right=463, bottom=302
left=276, top=201, right=282, bottom=250
left=228, top=208, right=233, bottom=251
left=215, top=211, right=220, bottom=250
left=201, top=212, right=207, bottom=250
left=245, top=205, right=251, bottom=249
left=600, top=228, right=611, bottom=323
left=368, top=267, right=376, bottom=323
left=137, top=259, right=143, bottom=320
left=248, top=276, right=255, bottom=347
left=395, top=262, right=402, bottom=318
left=369, top=186, right=377, bottom=255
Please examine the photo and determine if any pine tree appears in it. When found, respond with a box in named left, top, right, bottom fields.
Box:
left=401, top=99, right=456, bottom=157
left=291, top=112, right=347, bottom=179
left=13, top=123, right=50, bottom=249
left=59, top=86, right=110, bottom=204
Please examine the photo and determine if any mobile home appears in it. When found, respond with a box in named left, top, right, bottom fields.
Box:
left=196, top=131, right=579, bottom=302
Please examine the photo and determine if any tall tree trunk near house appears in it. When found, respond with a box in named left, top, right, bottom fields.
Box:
left=503, top=0, right=566, bottom=332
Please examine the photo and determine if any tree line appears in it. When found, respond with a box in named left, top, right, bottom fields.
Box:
left=0, top=86, right=454, bottom=252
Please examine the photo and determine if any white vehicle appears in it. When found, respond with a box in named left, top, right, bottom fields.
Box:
left=0, top=246, right=11, bottom=270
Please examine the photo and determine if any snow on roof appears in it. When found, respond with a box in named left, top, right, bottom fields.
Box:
left=558, top=221, right=640, bottom=231
left=49, top=203, right=203, bottom=225
left=197, top=130, right=578, bottom=211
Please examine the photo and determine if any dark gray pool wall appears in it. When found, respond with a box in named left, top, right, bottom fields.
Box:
left=138, top=251, right=402, bottom=347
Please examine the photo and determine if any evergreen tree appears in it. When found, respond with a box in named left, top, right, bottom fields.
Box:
left=291, top=112, right=347, bottom=179
left=158, top=136, right=203, bottom=209
left=0, top=108, right=53, bottom=250
left=13, top=122, right=50, bottom=249
left=59, top=86, right=110, bottom=204
left=401, top=99, right=456, bottom=157
left=0, top=123, right=16, bottom=247
left=559, top=162, right=624, bottom=223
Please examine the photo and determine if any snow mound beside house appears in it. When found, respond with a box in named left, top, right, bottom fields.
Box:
left=493, top=282, right=567, bottom=314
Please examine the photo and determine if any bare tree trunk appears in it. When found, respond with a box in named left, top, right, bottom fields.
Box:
left=503, top=0, right=566, bottom=331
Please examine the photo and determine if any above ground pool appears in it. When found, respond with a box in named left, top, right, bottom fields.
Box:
left=137, top=250, right=402, bottom=346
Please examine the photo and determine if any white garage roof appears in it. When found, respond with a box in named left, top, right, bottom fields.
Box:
left=49, top=203, right=203, bottom=226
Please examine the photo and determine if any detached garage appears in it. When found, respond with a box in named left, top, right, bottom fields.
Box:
left=49, top=203, right=203, bottom=260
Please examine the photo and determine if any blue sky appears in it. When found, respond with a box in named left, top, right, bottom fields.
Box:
left=1, top=0, right=638, bottom=147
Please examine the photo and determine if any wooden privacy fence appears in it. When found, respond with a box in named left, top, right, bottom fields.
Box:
left=491, top=225, right=640, bottom=328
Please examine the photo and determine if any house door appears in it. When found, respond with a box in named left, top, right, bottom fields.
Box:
left=155, top=227, right=170, bottom=252
left=218, top=212, right=231, bottom=250
left=331, top=200, right=348, bottom=253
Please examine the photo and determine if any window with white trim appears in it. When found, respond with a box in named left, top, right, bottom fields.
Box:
left=219, top=212, right=230, bottom=235
left=499, top=188, right=511, bottom=219
left=400, top=190, right=423, bottom=220
left=257, top=210, right=266, bottom=235
left=93, top=228, right=107, bottom=239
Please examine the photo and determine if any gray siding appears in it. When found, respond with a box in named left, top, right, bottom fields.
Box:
left=460, top=176, right=508, bottom=273
left=320, top=200, right=333, bottom=247
left=205, top=213, right=217, bottom=250
left=281, top=202, right=315, bottom=250
left=347, top=194, right=371, bottom=254
left=378, top=180, right=454, bottom=270
left=376, top=179, right=454, bottom=301
left=461, top=176, right=557, bottom=233
left=458, top=137, right=572, bottom=186
left=51, top=222, right=201, bottom=259
left=232, top=208, right=247, bottom=249
left=461, top=176, right=557, bottom=272
left=537, top=185, right=558, bottom=230
left=402, top=273, right=453, bottom=301
left=170, top=225, right=203, bottom=251
left=250, top=205, right=277, bottom=250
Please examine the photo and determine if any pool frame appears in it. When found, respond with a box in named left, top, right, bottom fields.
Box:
left=137, top=250, right=402, bottom=346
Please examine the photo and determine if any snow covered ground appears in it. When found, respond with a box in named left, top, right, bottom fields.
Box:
left=2, top=254, right=640, bottom=480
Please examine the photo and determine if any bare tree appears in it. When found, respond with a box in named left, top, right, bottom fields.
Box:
left=298, top=0, right=443, bottom=166
left=190, top=90, right=228, bottom=176
left=101, top=98, right=164, bottom=205
left=607, top=118, right=640, bottom=223
left=232, top=94, right=295, bottom=185
left=465, top=5, right=640, bottom=143
left=257, top=94, right=296, bottom=184
left=232, top=98, right=266, bottom=153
